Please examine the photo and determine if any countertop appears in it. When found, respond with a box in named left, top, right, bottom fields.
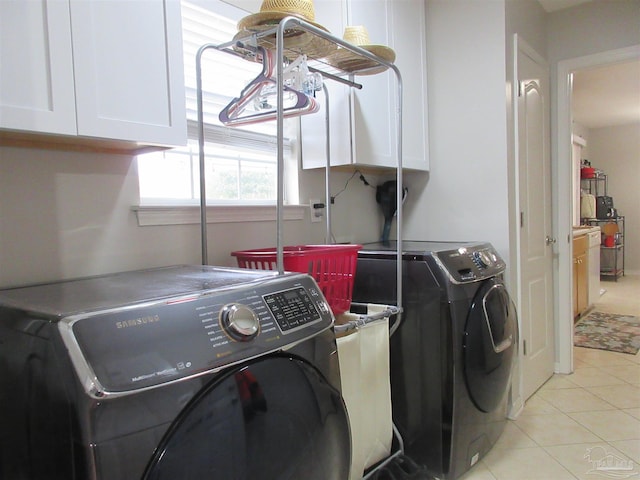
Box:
left=572, top=226, right=600, bottom=237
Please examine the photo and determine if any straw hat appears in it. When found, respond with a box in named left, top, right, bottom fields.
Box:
left=235, top=0, right=337, bottom=60
left=238, top=0, right=327, bottom=32
left=326, top=25, right=395, bottom=75
left=342, top=25, right=395, bottom=63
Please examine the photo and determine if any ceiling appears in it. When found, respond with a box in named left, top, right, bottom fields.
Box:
left=571, top=60, right=640, bottom=129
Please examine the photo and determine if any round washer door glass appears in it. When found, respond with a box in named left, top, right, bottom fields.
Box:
left=143, top=355, right=350, bottom=480
left=463, top=279, right=517, bottom=413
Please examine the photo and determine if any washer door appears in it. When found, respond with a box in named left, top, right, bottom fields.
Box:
left=463, top=279, right=517, bottom=413
left=142, top=355, right=350, bottom=480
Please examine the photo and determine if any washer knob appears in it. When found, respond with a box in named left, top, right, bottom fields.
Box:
left=220, top=304, right=259, bottom=341
left=472, top=250, right=494, bottom=268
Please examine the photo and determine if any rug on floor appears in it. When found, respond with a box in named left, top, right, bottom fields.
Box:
left=574, top=310, right=640, bottom=355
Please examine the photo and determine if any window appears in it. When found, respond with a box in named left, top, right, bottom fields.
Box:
left=137, top=0, right=297, bottom=206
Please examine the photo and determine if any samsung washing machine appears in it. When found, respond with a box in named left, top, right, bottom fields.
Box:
left=0, top=265, right=351, bottom=480
left=352, top=241, right=517, bottom=480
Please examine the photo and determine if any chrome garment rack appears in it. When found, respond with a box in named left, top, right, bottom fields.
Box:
left=333, top=304, right=401, bottom=334
left=195, top=19, right=406, bottom=476
left=195, top=15, right=404, bottom=312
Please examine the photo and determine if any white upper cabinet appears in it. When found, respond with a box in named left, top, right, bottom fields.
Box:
left=70, top=0, right=186, bottom=146
left=301, top=0, right=429, bottom=171
left=0, top=0, right=187, bottom=149
left=300, top=0, right=352, bottom=169
left=0, top=1, right=77, bottom=135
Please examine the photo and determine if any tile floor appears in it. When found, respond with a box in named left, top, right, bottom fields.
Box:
left=459, top=274, right=640, bottom=480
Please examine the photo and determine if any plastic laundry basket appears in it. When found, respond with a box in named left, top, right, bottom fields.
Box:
left=231, top=244, right=362, bottom=315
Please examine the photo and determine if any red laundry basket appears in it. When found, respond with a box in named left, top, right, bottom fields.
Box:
left=231, top=244, right=362, bottom=315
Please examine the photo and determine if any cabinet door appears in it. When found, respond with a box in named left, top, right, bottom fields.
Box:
left=70, top=0, right=186, bottom=146
left=300, top=0, right=351, bottom=169
left=573, top=257, right=578, bottom=318
left=301, top=0, right=429, bottom=171
left=348, top=0, right=393, bottom=169
left=576, top=252, right=588, bottom=315
left=349, top=0, right=429, bottom=171
left=0, top=0, right=76, bottom=135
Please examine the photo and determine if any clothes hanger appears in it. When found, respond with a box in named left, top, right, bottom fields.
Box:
left=222, top=96, right=319, bottom=127
left=219, top=47, right=317, bottom=126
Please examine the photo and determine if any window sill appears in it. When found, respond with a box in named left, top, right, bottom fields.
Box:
left=132, top=204, right=306, bottom=227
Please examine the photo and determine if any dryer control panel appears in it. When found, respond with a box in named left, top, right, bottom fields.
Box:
left=57, top=273, right=333, bottom=398
left=433, top=243, right=506, bottom=284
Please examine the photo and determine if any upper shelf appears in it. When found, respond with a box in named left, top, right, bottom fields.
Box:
left=216, top=16, right=398, bottom=80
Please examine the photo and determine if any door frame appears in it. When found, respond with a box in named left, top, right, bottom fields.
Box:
left=554, top=44, right=640, bottom=374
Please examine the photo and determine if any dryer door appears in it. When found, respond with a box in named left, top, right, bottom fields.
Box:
left=142, top=355, right=350, bottom=480
left=463, top=279, right=517, bottom=413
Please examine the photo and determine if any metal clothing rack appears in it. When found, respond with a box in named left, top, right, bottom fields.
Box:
left=195, top=15, right=404, bottom=311
left=333, top=304, right=401, bottom=334
left=195, top=17, right=406, bottom=478
left=334, top=301, right=406, bottom=477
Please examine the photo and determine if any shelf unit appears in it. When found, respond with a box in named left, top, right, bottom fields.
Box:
left=580, top=173, right=607, bottom=196
left=585, top=216, right=625, bottom=281
left=195, top=16, right=403, bottom=282
left=581, top=168, right=624, bottom=281
left=194, top=16, right=406, bottom=479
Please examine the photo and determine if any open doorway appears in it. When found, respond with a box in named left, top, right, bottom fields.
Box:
left=571, top=59, right=640, bottom=227
left=555, top=45, right=640, bottom=374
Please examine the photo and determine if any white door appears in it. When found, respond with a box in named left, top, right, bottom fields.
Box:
left=516, top=38, right=555, bottom=400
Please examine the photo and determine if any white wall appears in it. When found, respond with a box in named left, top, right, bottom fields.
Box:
left=404, top=0, right=510, bottom=258
left=587, top=123, right=640, bottom=274
left=547, top=0, right=640, bottom=63
left=506, top=0, right=547, bottom=57
left=0, top=146, right=382, bottom=288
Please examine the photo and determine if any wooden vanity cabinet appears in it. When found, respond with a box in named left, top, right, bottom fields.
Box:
left=573, top=234, right=589, bottom=319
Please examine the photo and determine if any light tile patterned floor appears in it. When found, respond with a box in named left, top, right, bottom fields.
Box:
left=459, top=274, right=640, bottom=480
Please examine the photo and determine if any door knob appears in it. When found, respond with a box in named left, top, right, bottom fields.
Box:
left=545, top=236, right=557, bottom=245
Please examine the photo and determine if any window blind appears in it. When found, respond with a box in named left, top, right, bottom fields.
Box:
left=138, top=1, right=294, bottom=205
left=181, top=1, right=293, bottom=153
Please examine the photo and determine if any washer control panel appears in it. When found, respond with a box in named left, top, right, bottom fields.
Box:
left=264, top=287, right=323, bottom=332
left=60, top=274, right=333, bottom=396
left=433, top=243, right=506, bottom=284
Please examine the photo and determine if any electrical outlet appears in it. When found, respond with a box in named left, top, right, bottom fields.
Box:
left=309, top=198, right=324, bottom=223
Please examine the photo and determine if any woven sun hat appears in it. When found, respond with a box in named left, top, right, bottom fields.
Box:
left=326, top=25, right=395, bottom=75
left=342, top=25, right=395, bottom=63
left=237, top=0, right=328, bottom=32
left=235, top=0, right=337, bottom=60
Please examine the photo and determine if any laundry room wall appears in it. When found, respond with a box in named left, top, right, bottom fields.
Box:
left=547, top=0, right=640, bottom=63
left=505, top=0, right=547, bottom=55
left=0, top=146, right=381, bottom=288
left=402, top=0, right=549, bottom=290
left=404, top=0, right=529, bottom=282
